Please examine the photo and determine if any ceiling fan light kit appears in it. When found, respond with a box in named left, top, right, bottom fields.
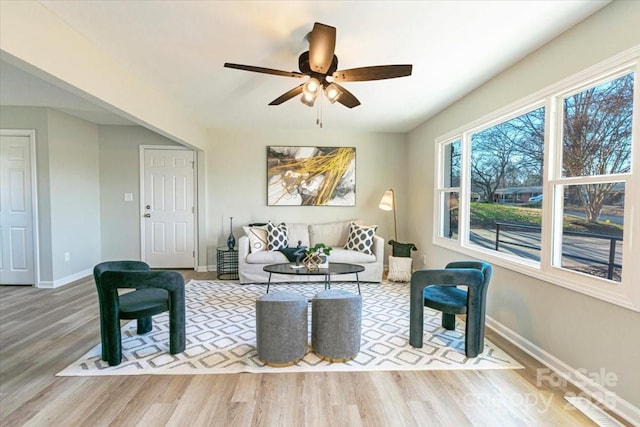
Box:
left=324, top=83, right=343, bottom=104
left=301, top=77, right=321, bottom=106
left=224, top=22, right=413, bottom=125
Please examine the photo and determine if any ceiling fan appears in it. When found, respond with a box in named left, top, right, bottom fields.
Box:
left=224, top=22, right=412, bottom=109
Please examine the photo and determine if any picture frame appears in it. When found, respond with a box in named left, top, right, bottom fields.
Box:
left=267, top=146, right=356, bottom=206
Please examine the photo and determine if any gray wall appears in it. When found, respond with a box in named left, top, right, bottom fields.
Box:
left=97, top=126, right=408, bottom=268
left=47, top=109, right=101, bottom=280
left=97, top=125, right=181, bottom=261
left=204, top=127, right=408, bottom=267
left=0, top=106, right=102, bottom=283
left=0, top=106, right=53, bottom=281
left=407, top=0, right=640, bottom=409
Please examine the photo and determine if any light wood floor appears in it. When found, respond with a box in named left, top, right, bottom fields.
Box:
left=0, top=271, right=628, bottom=426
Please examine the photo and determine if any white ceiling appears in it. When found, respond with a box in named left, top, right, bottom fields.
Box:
left=0, top=1, right=609, bottom=133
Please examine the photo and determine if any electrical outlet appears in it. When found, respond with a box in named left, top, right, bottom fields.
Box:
left=422, top=255, right=427, bottom=265
left=64, top=252, right=71, bottom=262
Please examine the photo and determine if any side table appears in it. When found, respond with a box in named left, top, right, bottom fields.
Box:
left=216, top=247, right=238, bottom=280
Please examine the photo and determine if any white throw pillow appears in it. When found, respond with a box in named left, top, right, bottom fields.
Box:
left=243, top=226, right=268, bottom=253
left=388, top=256, right=412, bottom=282
left=267, top=221, right=288, bottom=251
left=344, top=222, right=377, bottom=255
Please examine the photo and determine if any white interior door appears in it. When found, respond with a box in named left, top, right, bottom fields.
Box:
left=142, top=148, right=195, bottom=268
left=0, top=133, right=36, bottom=285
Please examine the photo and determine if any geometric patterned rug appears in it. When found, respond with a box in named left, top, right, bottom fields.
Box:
left=57, top=280, right=522, bottom=376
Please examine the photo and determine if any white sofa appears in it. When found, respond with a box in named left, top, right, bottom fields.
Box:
left=238, top=220, right=384, bottom=284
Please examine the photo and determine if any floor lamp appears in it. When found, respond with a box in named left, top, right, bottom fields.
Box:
left=378, top=189, right=397, bottom=241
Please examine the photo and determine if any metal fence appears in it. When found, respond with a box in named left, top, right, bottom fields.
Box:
left=494, top=222, right=622, bottom=280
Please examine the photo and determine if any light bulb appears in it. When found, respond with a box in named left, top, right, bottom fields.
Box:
left=323, top=83, right=343, bottom=103
left=303, top=78, right=320, bottom=95
left=301, top=92, right=316, bottom=107
left=301, top=78, right=321, bottom=107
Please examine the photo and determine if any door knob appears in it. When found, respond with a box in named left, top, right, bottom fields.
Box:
left=144, top=213, right=151, bottom=218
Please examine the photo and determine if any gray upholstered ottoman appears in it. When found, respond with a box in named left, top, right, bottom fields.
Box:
left=255, top=291, right=308, bottom=366
left=311, top=289, right=362, bottom=362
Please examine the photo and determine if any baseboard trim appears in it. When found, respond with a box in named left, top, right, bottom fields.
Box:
left=38, top=268, right=92, bottom=288
left=486, top=316, right=640, bottom=426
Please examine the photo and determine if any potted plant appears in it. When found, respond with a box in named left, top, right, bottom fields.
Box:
left=304, top=243, right=332, bottom=269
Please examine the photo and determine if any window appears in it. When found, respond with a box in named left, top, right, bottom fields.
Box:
left=438, top=139, right=460, bottom=240
left=551, top=72, right=632, bottom=282
left=434, top=49, right=639, bottom=310
left=469, top=106, right=545, bottom=262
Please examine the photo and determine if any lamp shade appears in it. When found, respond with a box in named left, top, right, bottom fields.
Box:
left=379, top=189, right=394, bottom=211
left=301, top=77, right=321, bottom=107
left=324, top=83, right=343, bottom=103
left=379, top=189, right=397, bottom=241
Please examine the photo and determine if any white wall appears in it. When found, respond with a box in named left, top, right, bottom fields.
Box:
left=204, top=127, right=408, bottom=268
left=0, top=1, right=208, bottom=150
left=407, top=0, right=640, bottom=412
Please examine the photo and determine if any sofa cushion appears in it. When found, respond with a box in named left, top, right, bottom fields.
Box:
left=328, top=248, right=376, bottom=263
left=243, top=225, right=268, bottom=253
left=286, top=222, right=310, bottom=248
left=267, top=222, right=288, bottom=251
left=246, top=250, right=289, bottom=264
left=344, top=222, right=377, bottom=255
left=309, top=220, right=354, bottom=247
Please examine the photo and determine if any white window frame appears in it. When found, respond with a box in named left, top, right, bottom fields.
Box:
left=433, top=46, right=640, bottom=311
left=436, top=137, right=461, bottom=241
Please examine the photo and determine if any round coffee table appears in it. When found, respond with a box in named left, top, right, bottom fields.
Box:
left=263, top=262, right=365, bottom=294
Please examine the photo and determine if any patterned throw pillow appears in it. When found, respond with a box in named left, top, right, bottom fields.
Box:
left=388, top=255, right=413, bottom=282
left=344, top=222, right=377, bottom=255
left=267, top=222, right=288, bottom=252
left=242, top=226, right=268, bottom=253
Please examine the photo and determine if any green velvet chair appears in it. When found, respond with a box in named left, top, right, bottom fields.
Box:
left=409, top=261, right=492, bottom=358
left=93, top=261, right=186, bottom=366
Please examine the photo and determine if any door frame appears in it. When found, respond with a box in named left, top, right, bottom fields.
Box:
left=1, top=129, right=40, bottom=286
left=139, top=145, right=198, bottom=269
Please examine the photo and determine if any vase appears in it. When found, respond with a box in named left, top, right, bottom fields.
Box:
left=318, top=255, right=329, bottom=269
left=318, top=255, right=329, bottom=268
left=227, top=217, right=236, bottom=250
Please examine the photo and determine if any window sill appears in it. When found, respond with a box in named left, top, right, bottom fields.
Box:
left=432, top=237, right=639, bottom=312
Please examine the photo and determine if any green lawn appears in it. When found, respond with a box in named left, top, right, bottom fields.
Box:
left=469, top=202, right=623, bottom=236
left=470, top=202, right=541, bottom=227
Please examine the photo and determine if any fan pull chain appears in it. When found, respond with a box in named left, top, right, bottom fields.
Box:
left=317, top=91, right=323, bottom=128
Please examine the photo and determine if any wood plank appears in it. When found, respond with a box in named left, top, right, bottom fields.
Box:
left=0, top=271, right=629, bottom=426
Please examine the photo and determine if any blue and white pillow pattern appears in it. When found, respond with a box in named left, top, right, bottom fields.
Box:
left=344, top=222, right=377, bottom=255
left=267, top=221, right=289, bottom=252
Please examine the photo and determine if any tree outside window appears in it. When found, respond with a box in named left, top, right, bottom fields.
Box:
left=468, top=107, right=545, bottom=262
left=555, top=72, right=633, bottom=281
left=440, top=72, right=633, bottom=283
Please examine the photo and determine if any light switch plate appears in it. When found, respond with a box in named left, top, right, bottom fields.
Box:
left=124, top=193, right=133, bottom=201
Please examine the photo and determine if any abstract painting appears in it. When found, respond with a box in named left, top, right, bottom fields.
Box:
left=267, top=146, right=356, bottom=206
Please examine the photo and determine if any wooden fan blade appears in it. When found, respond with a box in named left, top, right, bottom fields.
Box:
left=333, top=65, right=413, bottom=82
left=308, top=23, right=336, bottom=74
left=269, top=84, right=304, bottom=105
left=224, top=63, right=305, bottom=78
left=333, top=83, right=361, bottom=108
